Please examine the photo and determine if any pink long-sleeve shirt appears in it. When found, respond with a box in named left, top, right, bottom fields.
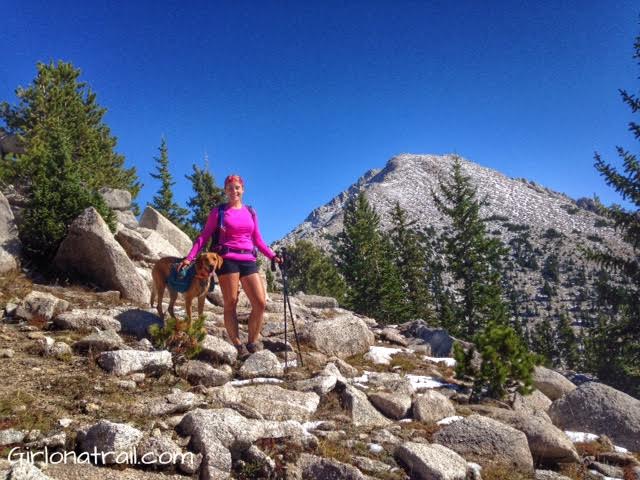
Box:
left=186, top=204, right=276, bottom=262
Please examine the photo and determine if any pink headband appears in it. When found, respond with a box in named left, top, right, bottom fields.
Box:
left=224, top=175, right=244, bottom=187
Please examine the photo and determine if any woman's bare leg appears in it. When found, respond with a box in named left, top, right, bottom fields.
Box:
left=240, top=273, right=267, bottom=345
left=219, top=273, right=241, bottom=346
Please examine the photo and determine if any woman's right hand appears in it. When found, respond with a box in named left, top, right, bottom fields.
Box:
left=178, top=258, right=191, bottom=271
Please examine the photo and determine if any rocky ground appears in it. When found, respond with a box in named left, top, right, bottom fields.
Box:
left=1, top=271, right=640, bottom=480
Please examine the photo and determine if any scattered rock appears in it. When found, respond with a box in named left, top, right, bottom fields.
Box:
left=341, top=385, right=392, bottom=427
left=53, top=309, right=121, bottom=332
left=0, top=429, right=25, bottom=446
left=176, top=360, right=231, bottom=387
left=15, top=291, right=69, bottom=322
left=98, top=188, right=131, bottom=210
left=413, top=390, right=457, bottom=424
left=135, top=434, right=183, bottom=468
left=146, top=390, right=208, bottom=416
left=73, top=329, right=124, bottom=353
left=199, top=335, right=238, bottom=365
left=239, top=350, right=284, bottom=379
left=381, top=327, right=409, bottom=346
left=368, top=391, right=412, bottom=420
left=394, top=442, right=468, bottom=480
left=97, top=350, right=172, bottom=376
left=115, top=227, right=180, bottom=262
left=293, top=293, right=339, bottom=309
left=0, top=348, right=14, bottom=358
left=297, top=453, right=367, bottom=480
left=548, top=381, right=640, bottom=451
left=77, top=420, right=143, bottom=464
left=236, top=385, right=320, bottom=421
left=5, top=460, right=51, bottom=479
left=535, top=470, right=573, bottom=480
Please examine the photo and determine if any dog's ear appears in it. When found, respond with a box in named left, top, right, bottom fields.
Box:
left=215, top=254, right=224, bottom=270
left=195, top=254, right=206, bottom=269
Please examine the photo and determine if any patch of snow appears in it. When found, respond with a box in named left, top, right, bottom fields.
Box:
left=467, top=463, right=482, bottom=476
left=368, top=443, right=384, bottom=454
left=424, top=356, right=456, bottom=367
left=229, top=378, right=284, bottom=387
left=588, top=470, right=620, bottom=480
left=398, top=419, right=412, bottom=423
left=364, top=346, right=405, bottom=365
left=302, top=421, right=326, bottom=434
left=613, top=445, right=629, bottom=453
left=437, top=416, right=463, bottom=425
left=405, top=374, right=448, bottom=391
left=564, top=431, right=600, bottom=443
left=351, top=371, right=372, bottom=388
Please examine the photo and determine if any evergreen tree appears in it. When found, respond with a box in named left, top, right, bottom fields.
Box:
left=531, top=317, right=555, bottom=366
left=585, top=31, right=640, bottom=397
left=285, top=240, right=347, bottom=304
left=432, top=157, right=509, bottom=337
left=185, top=160, right=224, bottom=239
left=0, top=61, right=128, bottom=265
left=556, top=311, right=580, bottom=369
left=454, top=320, right=537, bottom=399
left=335, top=192, right=407, bottom=324
left=150, top=138, right=189, bottom=229
left=0, top=61, right=140, bottom=199
left=388, top=202, right=435, bottom=321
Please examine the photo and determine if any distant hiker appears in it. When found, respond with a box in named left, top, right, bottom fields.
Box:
left=178, top=174, right=280, bottom=360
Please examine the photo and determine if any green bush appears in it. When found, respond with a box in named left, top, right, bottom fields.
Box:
left=149, top=316, right=206, bottom=360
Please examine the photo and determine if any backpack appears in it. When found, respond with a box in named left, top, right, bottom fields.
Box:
left=209, top=203, right=257, bottom=255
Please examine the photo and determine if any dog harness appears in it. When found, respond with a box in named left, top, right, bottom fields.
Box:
left=167, top=261, right=197, bottom=293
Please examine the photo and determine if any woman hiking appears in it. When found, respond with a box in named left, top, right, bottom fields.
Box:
left=178, top=174, right=280, bottom=360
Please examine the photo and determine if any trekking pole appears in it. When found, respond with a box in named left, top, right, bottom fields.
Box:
left=271, top=248, right=304, bottom=371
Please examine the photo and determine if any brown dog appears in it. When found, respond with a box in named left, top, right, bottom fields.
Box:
left=150, top=253, right=223, bottom=322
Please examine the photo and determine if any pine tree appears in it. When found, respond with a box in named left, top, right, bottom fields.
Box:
left=285, top=240, right=347, bottom=303
left=531, top=317, right=555, bottom=366
left=433, top=157, right=509, bottom=338
left=0, top=61, right=140, bottom=199
left=556, top=311, right=580, bottom=369
left=388, top=202, right=435, bottom=322
left=150, top=138, right=189, bottom=230
left=0, top=61, right=128, bottom=265
left=454, top=320, right=537, bottom=399
left=585, top=31, right=640, bottom=397
left=335, top=192, right=407, bottom=324
left=185, top=159, right=224, bottom=239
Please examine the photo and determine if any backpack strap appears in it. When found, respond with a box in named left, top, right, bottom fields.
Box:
left=210, top=203, right=228, bottom=252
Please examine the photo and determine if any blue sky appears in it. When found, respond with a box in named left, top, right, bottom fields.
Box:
left=2, top=1, right=638, bottom=242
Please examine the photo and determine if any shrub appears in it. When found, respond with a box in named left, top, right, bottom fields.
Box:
left=149, top=316, right=206, bottom=359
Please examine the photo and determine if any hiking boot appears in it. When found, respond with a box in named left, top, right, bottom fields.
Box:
left=235, top=344, right=250, bottom=361
left=246, top=342, right=261, bottom=354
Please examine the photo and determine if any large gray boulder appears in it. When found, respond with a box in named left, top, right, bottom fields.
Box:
left=115, top=227, right=180, bottom=261
left=368, top=391, right=412, bottom=420
left=53, top=207, right=150, bottom=304
left=433, top=414, right=534, bottom=473
left=15, top=291, right=70, bottom=322
left=73, top=329, right=124, bottom=354
left=399, top=320, right=459, bottom=356
left=548, top=381, right=640, bottom=451
left=532, top=366, right=576, bottom=401
left=303, top=314, right=374, bottom=358
left=139, top=206, right=192, bottom=255
left=470, top=405, right=579, bottom=465
left=98, top=350, right=172, bottom=376
left=98, top=188, right=131, bottom=210
left=293, top=293, right=339, bottom=309
left=4, top=460, right=52, bottom=479
left=394, top=442, right=468, bottom=480
left=77, top=420, right=143, bottom=464
left=0, top=190, right=21, bottom=274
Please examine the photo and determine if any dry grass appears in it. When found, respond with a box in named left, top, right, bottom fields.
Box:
left=396, top=421, right=441, bottom=443
left=481, top=464, right=535, bottom=480
left=575, top=439, right=613, bottom=457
